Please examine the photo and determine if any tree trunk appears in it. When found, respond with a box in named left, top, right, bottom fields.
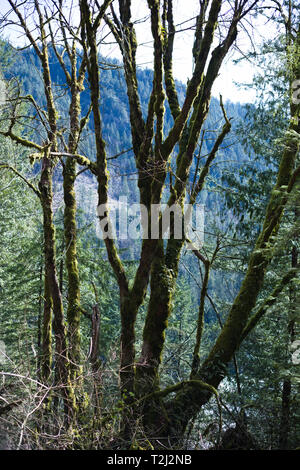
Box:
left=64, top=82, right=82, bottom=384
left=39, top=151, right=75, bottom=421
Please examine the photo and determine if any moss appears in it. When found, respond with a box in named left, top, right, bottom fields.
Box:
left=39, top=150, right=76, bottom=419
left=191, top=260, right=210, bottom=376
left=63, top=146, right=81, bottom=382
left=41, top=274, right=52, bottom=383
left=29, top=152, right=43, bottom=166
left=136, top=240, right=177, bottom=396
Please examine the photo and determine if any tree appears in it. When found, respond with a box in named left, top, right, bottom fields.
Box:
left=0, top=0, right=94, bottom=418
left=0, top=0, right=299, bottom=449
left=78, top=0, right=270, bottom=445
left=222, top=1, right=300, bottom=449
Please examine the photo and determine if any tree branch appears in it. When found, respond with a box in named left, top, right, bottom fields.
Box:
left=0, top=162, right=41, bottom=197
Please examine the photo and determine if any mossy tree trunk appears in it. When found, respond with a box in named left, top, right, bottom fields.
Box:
left=41, top=272, right=52, bottom=383
left=3, top=0, right=84, bottom=420
left=92, top=0, right=262, bottom=444
left=39, top=150, right=75, bottom=418
left=160, top=24, right=300, bottom=445
left=101, top=0, right=300, bottom=446
left=3, top=0, right=300, bottom=448
left=58, top=42, right=87, bottom=388
left=133, top=1, right=239, bottom=434
left=49, top=10, right=93, bottom=404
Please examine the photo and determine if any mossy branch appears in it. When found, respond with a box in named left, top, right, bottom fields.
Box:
left=0, top=129, right=43, bottom=151
left=190, top=96, right=232, bottom=204
left=163, top=0, right=181, bottom=121
left=19, top=94, right=49, bottom=130
left=48, top=20, right=72, bottom=87
left=50, top=152, right=97, bottom=174
left=78, top=104, right=93, bottom=139
left=186, top=237, right=209, bottom=266
left=0, top=162, right=41, bottom=197
left=139, top=378, right=218, bottom=402
left=162, top=0, right=223, bottom=158
left=107, top=147, right=133, bottom=161
left=8, top=0, right=42, bottom=59
left=105, top=5, right=145, bottom=160
left=191, top=259, right=210, bottom=376
left=81, top=0, right=128, bottom=294
left=239, top=267, right=299, bottom=344
left=138, top=378, right=222, bottom=447
left=93, top=0, right=113, bottom=31
left=288, top=164, right=300, bottom=192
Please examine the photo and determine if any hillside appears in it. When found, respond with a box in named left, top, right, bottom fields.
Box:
left=2, top=41, right=249, bottom=205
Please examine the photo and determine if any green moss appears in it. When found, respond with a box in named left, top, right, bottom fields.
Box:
left=63, top=155, right=81, bottom=380
left=41, top=274, right=52, bottom=383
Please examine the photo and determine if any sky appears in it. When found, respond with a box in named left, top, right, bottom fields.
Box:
left=97, top=0, right=277, bottom=104
left=0, top=0, right=278, bottom=104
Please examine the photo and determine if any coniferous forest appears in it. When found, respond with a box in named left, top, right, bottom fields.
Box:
left=0, top=0, right=299, bottom=452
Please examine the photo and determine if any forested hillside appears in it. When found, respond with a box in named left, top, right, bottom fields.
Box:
left=0, top=0, right=299, bottom=453
left=2, top=41, right=248, bottom=199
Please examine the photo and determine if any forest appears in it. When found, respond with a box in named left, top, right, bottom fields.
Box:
left=0, top=0, right=299, bottom=452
